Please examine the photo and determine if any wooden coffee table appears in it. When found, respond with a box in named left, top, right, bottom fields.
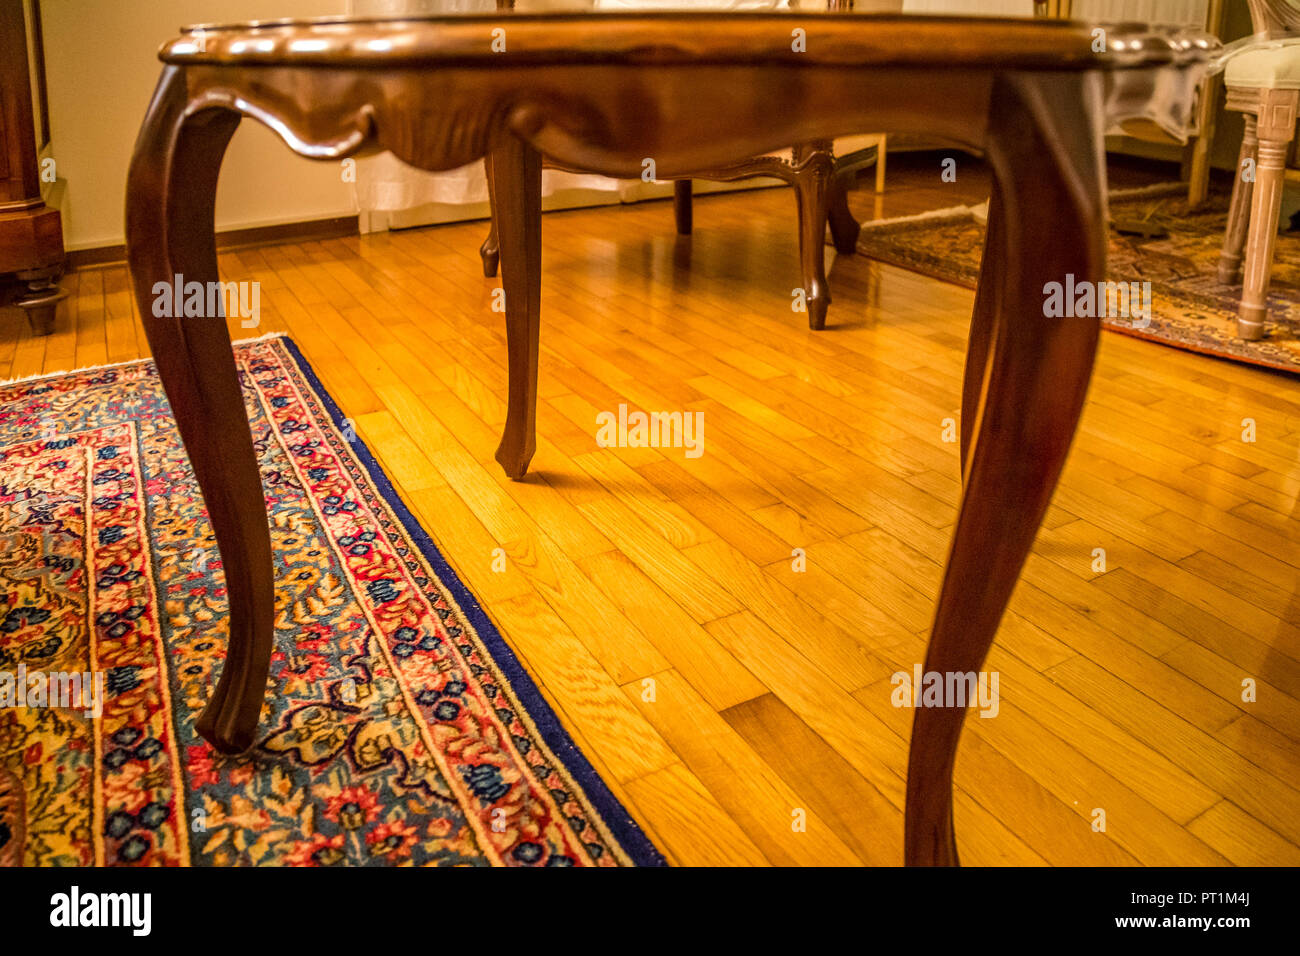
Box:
left=123, top=12, right=1215, bottom=865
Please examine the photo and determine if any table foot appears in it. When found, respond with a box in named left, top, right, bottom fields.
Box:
left=674, top=179, right=693, bottom=235
left=807, top=295, right=830, bottom=332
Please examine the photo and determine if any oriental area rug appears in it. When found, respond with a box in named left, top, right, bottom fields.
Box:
left=856, top=183, right=1300, bottom=375
left=0, top=334, right=663, bottom=867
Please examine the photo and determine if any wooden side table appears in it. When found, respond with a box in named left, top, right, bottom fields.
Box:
left=123, top=12, right=1214, bottom=865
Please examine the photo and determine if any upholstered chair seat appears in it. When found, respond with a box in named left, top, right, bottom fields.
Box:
left=1225, top=39, right=1300, bottom=89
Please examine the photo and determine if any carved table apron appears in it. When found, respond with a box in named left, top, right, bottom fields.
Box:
left=123, top=13, right=1214, bottom=865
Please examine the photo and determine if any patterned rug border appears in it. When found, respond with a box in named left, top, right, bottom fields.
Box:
left=274, top=335, right=665, bottom=867
left=0, top=331, right=291, bottom=389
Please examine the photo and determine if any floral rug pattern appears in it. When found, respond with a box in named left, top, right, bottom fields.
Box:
left=0, top=335, right=662, bottom=867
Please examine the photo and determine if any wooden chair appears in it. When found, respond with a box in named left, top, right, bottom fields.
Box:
left=479, top=0, right=887, bottom=331
left=1217, top=0, right=1300, bottom=340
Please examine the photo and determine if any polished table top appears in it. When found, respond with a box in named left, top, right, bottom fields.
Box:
left=164, top=13, right=1215, bottom=71
left=150, top=13, right=1217, bottom=181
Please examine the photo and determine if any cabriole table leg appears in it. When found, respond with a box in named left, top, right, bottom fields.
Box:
left=125, top=65, right=276, bottom=755
left=905, top=71, right=1107, bottom=865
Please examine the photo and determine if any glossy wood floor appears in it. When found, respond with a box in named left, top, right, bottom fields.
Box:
left=9, top=156, right=1299, bottom=866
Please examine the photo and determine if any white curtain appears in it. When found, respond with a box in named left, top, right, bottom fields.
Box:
left=1070, top=0, right=1207, bottom=25
left=899, top=0, right=1036, bottom=14
left=898, top=1, right=1207, bottom=21
left=347, top=0, right=621, bottom=227
left=348, top=0, right=800, bottom=230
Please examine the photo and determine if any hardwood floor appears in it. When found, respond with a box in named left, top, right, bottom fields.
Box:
left=11, top=155, right=1300, bottom=866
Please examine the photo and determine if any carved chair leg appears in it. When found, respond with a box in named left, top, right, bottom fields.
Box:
left=674, top=179, right=693, bottom=235
left=481, top=223, right=501, bottom=278
left=791, top=144, right=834, bottom=331
left=481, top=154, right=501, bottom=278
left=1238, top=89, right=1298, bottom=341
left=905, top=72, right=1106, bottom=865
left=1186, top=73, right=1221, bottom=210
left=1218, top=111, right=1257, bottom=285
left=125, top=66, right=275, bottom=755
left=489, top=133, right=543, bottom=480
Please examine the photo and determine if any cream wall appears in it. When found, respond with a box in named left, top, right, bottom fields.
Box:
left=41, top=0, right=353, bottom=251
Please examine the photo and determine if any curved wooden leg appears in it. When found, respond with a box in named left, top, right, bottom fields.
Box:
left=1217, top=112, right=1257, bottom=286
left=827, top=176, right=860, bottom=255
left=673, top=179, right=693, bottom=235
left=1238, top=90, right=1298, bottom=341
left=791, top=143, right=834, bottom=331
left=489, top=133, right=542, bottom=480
left=905, top=72, right=1106, bottom=865
left=960, top=177, right=1003, bottom=482
left=125, top=66, right=275, bottom=755
left=481, top=155, right=501, bottom=278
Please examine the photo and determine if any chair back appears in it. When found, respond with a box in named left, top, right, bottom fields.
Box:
left=1248, top=0, right=1300, bottom=38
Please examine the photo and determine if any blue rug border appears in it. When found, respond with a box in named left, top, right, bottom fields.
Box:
left=274, top=335, right=668, bottom=867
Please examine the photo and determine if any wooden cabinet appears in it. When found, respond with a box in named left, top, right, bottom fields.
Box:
left=0, top=0, right=64, bottom=335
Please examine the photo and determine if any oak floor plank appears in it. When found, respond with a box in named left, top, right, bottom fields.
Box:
left=705, top=610, right=909, bottom=813
left=852, top=678, right=1137, bottom=867
left=578, top=549, right=767, bottom=712
left=721, top=692, right=906, bottom=867
left=490, top=590, right=677, bottom=784
left=71, top=267, right=107, bottom=371
left=624, top=670, right=862, bottom=866
left=41, top=274, right=78, bottom=374
left=1188, top=800, right=1300, bottom=866
left=622, top=762, right=771, bottom=867
left=1043, top=654, right=1300, bottom=849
